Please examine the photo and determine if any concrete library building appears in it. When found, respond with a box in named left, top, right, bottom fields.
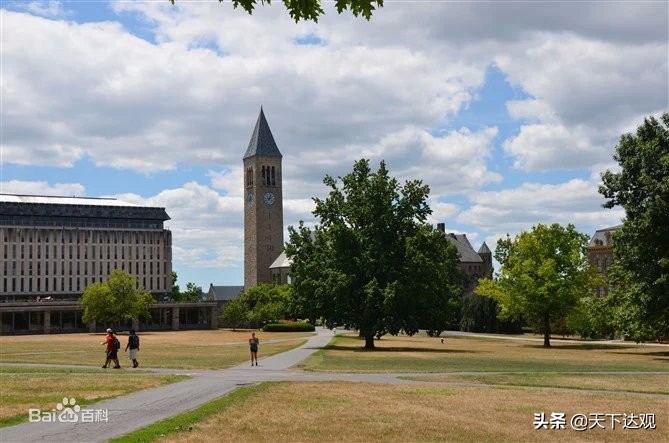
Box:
left=0, top=194, right=216, bottom=334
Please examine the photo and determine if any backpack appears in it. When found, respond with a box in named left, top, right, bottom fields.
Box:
left=129, top=335, right=139, bottom=348
left=113, top=337, right=121, bottom=351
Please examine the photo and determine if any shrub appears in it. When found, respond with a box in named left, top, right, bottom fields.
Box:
left=262, top=322, right=315, bottom=332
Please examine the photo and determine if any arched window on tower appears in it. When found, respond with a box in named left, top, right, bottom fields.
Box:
left=271, top=166, right=276, bottom=186
left=249, top=167, right=254, bottom=187
left=261, top=166, right=266, bottom=185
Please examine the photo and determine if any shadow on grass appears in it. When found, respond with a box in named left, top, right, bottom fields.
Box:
left=633, top=351, right=669, bottom=358
left=602, top=350, right=669, bottom=360
left=521, top=343, right=636, bottom=351
left=323, top=345, right=476, bottom=354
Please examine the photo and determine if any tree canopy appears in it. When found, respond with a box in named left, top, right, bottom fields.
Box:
left=285, top=159, right=463, bottom=349
left=169, top=0, right=383, bottom=22
left=80, top=270, right=154, bottom=326
left=167, top=271, right=203, bottom=303
left=220, top=284, right=293, bottom=328
left=475, top=223, right=601, bottom=347
left=599, top=113, right=669, bottom=341
left=170, top=271, right=180, bottom=299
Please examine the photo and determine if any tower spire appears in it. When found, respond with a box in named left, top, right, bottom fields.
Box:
left=243, top=108, right=282, bottom=159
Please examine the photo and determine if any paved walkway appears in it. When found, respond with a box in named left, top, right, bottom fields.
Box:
left=1, top=329, right=667, bottom=442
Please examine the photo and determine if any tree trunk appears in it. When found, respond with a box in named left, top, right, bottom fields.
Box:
left=543, top=313, right=551, bottom=348
left=364, top=334, right=375, bottom=350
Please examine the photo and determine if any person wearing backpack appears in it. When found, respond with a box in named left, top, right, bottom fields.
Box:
left=101, top=328, right=121, bottom=369
left=124, top=329, right=140, bottom=368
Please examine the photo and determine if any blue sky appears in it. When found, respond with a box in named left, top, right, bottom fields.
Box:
left=1, top=1, right=667, bottom=288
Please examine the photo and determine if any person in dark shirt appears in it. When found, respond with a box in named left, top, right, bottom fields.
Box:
left=124, top=329, right=140, bottom=368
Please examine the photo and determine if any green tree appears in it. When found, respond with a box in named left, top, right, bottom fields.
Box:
left=460, top=293, right=523, bottom=334
left=220, top=298, right=249, bottom=329
left=167, top=272, right=201, bottom=303
left=599, top=113, right=669, bottom=341
left=169, top=0, right=383, bottom=22
left=220, top=284, right=292, bottom=328
left=80, top=270, right=154, bottom=326
left=178, top=282, right=203, bottom=303
left=170, top=271, right=180, bottom=300
left=475, top=224, right=601, bottom=347
left=285, top=159, right=463, bottom=349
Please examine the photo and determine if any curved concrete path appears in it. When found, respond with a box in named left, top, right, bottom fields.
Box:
left=2, top=328, right=667, bottom=442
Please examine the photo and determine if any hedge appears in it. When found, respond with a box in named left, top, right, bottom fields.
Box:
left=262, top=322, right=315, bottom=332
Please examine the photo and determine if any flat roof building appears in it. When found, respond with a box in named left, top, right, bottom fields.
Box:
left=0, top=193, right=172, bottom=301
left=0, top=194, right=221, bottom=334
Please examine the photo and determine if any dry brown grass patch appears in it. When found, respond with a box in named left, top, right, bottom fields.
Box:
left=0, top=330, right=313, bottom=369
left=158, top=381, right=668, bottom=442
left=0, top=369, right=187, bottom=423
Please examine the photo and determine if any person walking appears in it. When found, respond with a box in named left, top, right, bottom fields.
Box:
left=101, top=328, right=121, bottom=369
left=124, top=329, right=140, bottom=368
left=249, top=332, right=259, bottom=366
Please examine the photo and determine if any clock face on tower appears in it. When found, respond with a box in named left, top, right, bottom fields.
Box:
left=263, top=192, right=275, bottom=206
left=247, top=192, right=254, bottom=206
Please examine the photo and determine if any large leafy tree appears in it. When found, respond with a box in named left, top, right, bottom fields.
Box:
left=599, top=113, right=669, bottom=341
left=285, top=159, right=463, bottom=349
left=80, top=270, right=154, bottom=326
left=169, top=0, right=383, bottom=22
left=476, top=224, right=601, bottom=347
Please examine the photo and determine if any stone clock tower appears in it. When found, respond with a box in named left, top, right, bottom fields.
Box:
left=243, top=108, right=284, bottom=288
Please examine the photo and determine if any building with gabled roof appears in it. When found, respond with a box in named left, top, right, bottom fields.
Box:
left=586, top=225, right=621, bottom=297
left=436, top=223, right=492, bottom=295
left=207, top=284, right=244, bottom=309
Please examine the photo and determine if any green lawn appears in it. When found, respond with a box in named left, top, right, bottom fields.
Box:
left=0, top=366, right=188, bottom=428
left=298, top=334, right=669, bottom=373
